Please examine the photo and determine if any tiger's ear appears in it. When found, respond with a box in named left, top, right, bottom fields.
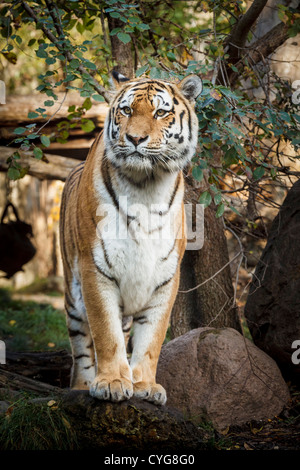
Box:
left=110, top=70, right=130, bottom=90
left=178, top=75, right=203, bottom=102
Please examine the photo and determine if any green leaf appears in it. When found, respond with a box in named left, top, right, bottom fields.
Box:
left=36, top=48, right=48, bottom=59
left=109, top=11, right=121, bottom=18
left=253, top=166, right=265, bottom=180
left=81, top=119, right=95, bottom=133
left=76, top=21, right=85, bottom=35
left=82, top=97, right=92, bottom=110
left=28, top=38, right=36, bottom=47
left=84, top=60, right=96, bottom=70
left=92, top=94, right=105, bottom=102
left=117, top=32, right=131, bottom=44
left=199, top=191, right=212, bottom=208
left=33, top=147, right=43, bottom=159
left=216, top=203, right=225, bottom=218
left=40, top=135, right=51, bottom=147
left=14, top=127, right=26, bottom=135
left=214, top=192, right=222, bottom=205
left=110, top=27, right=122, bottom=36
left=149, top=67, right=161, bottom=79
left=166, top=52, right=176, bottom=61
left=192, top=166, right=203, bottom=181
left=28, top=111, right=39, bottom=119
left=8, top=167, right=20, bottom=180
left=44, top=100, right=54, bottom=107
left=136, top=23, right=150, bottom=31
left=45, top=57, right=56, bottom=65
left=136, top=64, right=149, bottom=77
left=229, top=205, right=242, bottom=216
left=69, top=58, right=80, bottom=69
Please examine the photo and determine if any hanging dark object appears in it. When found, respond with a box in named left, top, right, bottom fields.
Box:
left=0, top=202, right=36, bottom=279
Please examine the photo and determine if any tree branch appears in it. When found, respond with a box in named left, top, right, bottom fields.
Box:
left=228, top=0, right=268, bottom=51
left=217, top=0, right=269, bottom=84
left=228, top=22, right=289, bottom=85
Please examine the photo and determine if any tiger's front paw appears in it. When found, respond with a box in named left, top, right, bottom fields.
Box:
left=90, top=376, right=133, bottom=402
left=133, top=382, right=167, bottom=405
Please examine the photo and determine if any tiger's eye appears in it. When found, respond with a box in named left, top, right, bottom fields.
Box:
left=122, top=106, right=131, bottom=115
left=155, top=109, right=166, bottom=118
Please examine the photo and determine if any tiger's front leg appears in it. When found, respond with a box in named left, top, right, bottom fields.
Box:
left=80, top=256, right=133, bottom=402
left=130, top=271, right=180, bottom=405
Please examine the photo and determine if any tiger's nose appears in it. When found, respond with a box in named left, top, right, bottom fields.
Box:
left=126, top=134, right=148, bottom=147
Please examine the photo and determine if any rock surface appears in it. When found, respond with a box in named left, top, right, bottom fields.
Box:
left=244, top=179, right=300, bottom=383
left=156, top=327, right=290, bottom=431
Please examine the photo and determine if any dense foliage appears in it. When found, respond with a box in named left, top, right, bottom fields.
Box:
left=1, top=0, right=299, bottom=218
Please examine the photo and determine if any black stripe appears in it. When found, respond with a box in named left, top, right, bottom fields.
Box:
left=59, top=190, right=73, bottom=273
left=101, top=159, right=139, bottom=241
left=75, top=354, right=90, bottom=360
left=65, top=292, right=75, bottom=311
left=102, top=157, right=119, bottom=211
left=67, top=310, right=83, bottom=322
left=133, top=315, right=149, bottom=324
left=84, top=363, right=95, bottom=369
left=68, top=328, right=86, bottom=337
left=67, top=163, right=85, bottom=184
left=93, top=255, right=119, bottom=286
left=154, top=276, right=174, bottom=293
left=186, top=106, right=192, bottom=140
left=168, top=174, right=180, bottom=209
left=149, top=175, right=180, bottom=219
left=161, top=238, right=177, bottom=262
left=179, top=110, right=185, bottom=133
left=101, top=237, right=112, bottom=268
left=122, top=326, right=132, bottom=333
left=106, top=109, right=112, bottom=141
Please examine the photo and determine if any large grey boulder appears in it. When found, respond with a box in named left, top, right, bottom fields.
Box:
left=244, top=179, right=300, bottom=383
left=156, top=327, right=290, bottom=431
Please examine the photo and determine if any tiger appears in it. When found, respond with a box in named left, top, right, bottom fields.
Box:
left=59, top=71, right=202, bottom=405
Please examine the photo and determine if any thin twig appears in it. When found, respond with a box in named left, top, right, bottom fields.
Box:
left=178, top=250, right=242, bottom=294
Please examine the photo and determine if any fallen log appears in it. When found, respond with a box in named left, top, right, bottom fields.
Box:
left=59, top=391, right=209, bottom=451
left=0, top=93, right=108, bottom=129
left=4, top=349, right=72, bottom=388
left=0, top=367, right=66, bottom=396
left=0, top=146, right=79, bottom=181
left=0, top=366, right=209, bottom=451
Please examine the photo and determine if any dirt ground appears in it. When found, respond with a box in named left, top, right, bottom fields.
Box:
left=217, top=387, right=300, bottom=450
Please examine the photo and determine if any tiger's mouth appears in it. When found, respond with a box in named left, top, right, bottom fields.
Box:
left=118, top=150, right=181, bottom=173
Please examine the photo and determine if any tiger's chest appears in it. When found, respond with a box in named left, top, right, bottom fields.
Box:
left=92, top=188, right=181, bottom=315
left=96, top=236, right=178, bottom=315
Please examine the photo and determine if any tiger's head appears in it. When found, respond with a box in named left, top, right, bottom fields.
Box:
left=104, top=72, right=202, bottom=181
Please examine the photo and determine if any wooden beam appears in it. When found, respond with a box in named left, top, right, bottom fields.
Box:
left=0, top=146, right=80, bottom=181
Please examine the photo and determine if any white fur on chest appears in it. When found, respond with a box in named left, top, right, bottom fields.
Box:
left=93, top=234, right=178, bottom=315
left=93, top=170, right=182, bottom=315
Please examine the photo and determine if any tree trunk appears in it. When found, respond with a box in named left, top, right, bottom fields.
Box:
left=171, top=174, right=240, bottom=338
left=107, top=15, right=134, bottom=79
